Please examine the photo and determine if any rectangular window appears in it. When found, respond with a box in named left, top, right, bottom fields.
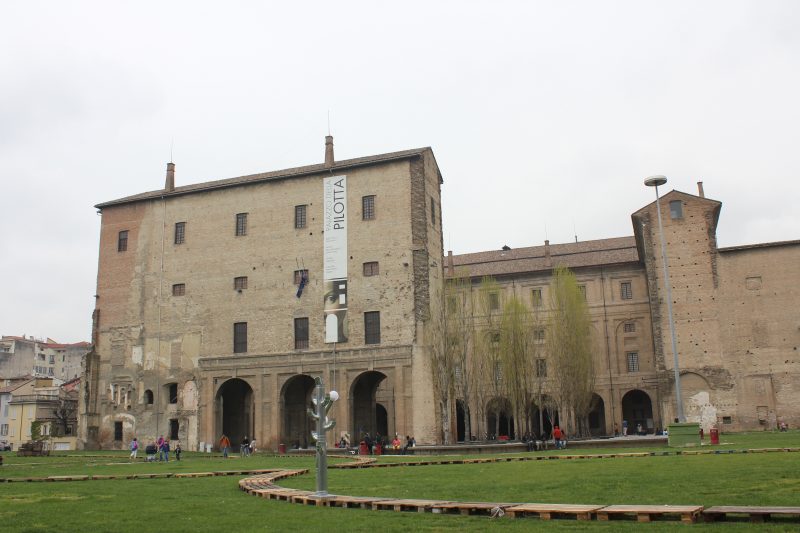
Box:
left=114, top=421, right=123, bottom=441
left=534, top=329, right=545, bottom=343
left=168, top=383, right=178, bottom=404
left=294, top=269, right=309, bottom=285
left=531, top=288, right=543, bottom=308
left=295, top=205, right=307, bottom=229
left=117, top=230, right=129, bottom=252
left=49, top=354, right=55, bottom=364
left=722, top=416, right=732, bottom=425
left=362, top=195, right=375, bottom=220
left=233, top=322, right=248, bottom=353
left=234, top=276, right=248, bottom=290
left=578, top=285, right=587, bottom=300
left=294, top=317, right=309, bottom=349
left=0, top=424, right=7, bottom=436
left=169, top=419, right=179, bottom=440
left=447, top=296, right=458, bottom=313
left=620, top=281, right=632, bottom=300
left=174, top=222, right=185, bottom=244
left=488, top=292, right=500, bottom=311
left=430, top=198, right=436, bottom=227
left=494, top=362, right=502, bottom=383
left=48, top=367, right=53, bottom=376
left=235, top=213, right=248, bottom=236
left=536, top=359, right=547, bottom=377
left=363, top=261, right=379, bottom=277
left=172, top=283, right=185, bottom=296
left=623, top=322, right=636, bottom=333
left=627, top=352, right=639, bottom=373
left=669, top=200, right=683, bottom=219
left=364, top=311, right=381, bottom=344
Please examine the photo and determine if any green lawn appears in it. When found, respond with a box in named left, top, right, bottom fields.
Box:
left=1, top=431, right=798, bottom=532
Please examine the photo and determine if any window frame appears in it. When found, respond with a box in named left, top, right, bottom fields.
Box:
left=234, top=276, right=248, bottom=290
left=669, top=200, right=683, bottom=219
left=294, top=204, right=307, bottom=229
left=233, top=322, right=248, bottom=353
left=363, top=261, right=379, bottom=277
left=626, top=352, right=639, bottom=373
left=623, top=322, right=636, bottom=333
left=362, top=195, right=376, bottom=221
left=531, top=288, right=543, bottom=308
left=172, top=283, right=186, bottom=296
left=294, top=317, right=309, bottom=350
left=117, top=230, right=129, bottom=252
left=235, top=213, right=248, bottom=236
left=174, top=222, right=186, bottom=245
left=488, top=292, right=500, bottom=311
left=294, top=269, right=309, bottom=285
left=364, top=311, right=381, bottom=344
left=620, top=281, right=633, bottom=300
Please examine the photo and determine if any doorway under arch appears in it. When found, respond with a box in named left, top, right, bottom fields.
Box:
left=588, top=393, right=606, bottom=436
left=215, top=378, right=254, bottom=452
left=456, top=400, right=467, bottom=442
left=621, top=389, right=654, bottom=434
left=530, top=395, right=558, bottom=438
left=486, top=397, right=514, bottom=439
left=282, top=374, right=316, bottom=449
left=350, top=371, right=389, bottom=441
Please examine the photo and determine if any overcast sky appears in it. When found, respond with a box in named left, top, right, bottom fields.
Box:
left=1, top=1, right=798, bottom=343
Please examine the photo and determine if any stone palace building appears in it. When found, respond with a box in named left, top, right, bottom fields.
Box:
left=80, top=138, right=444, bottom=450
left=80, top=139, right=798, bottom=449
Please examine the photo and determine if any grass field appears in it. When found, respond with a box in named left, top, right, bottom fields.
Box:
left=1, top=431, right=798, bottom=532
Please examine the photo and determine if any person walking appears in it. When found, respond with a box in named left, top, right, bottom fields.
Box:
left=157, top=435, right=165, bottom=461
left=219, top=434, right=231, bottom=458
left=160, top=439, right=170, bottom=462
left=553, top=425, right=563, bottom=450
left=241, top=436, right=250, bottom=457
left=249, top=438, right=256, bottom=455
left=622, top=419, right=628, bottom=437
left=129, top=437, right=139, bottom=461
left=174, top=441, right=182, bottom=461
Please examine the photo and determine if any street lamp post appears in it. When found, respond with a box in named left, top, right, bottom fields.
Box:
left=307, top=377, right=338, bottom=496
left=644, top=175, right=685, bottom=423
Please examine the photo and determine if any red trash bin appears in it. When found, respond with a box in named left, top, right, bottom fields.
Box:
left=278, top=443, right=286, bottom=454
left=710, top=428, right=720, bottom=445
left=359, top=441, right=369, bottom=455
left=374, top=444, right=382, bottom=456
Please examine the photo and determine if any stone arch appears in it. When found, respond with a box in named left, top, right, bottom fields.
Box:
left=486, top=397, right=514, bottom=439
left=621, top=389, right=654, bottom=434
left=456, top=399, right=467, bottom=442
left=215, top=378, right=254, bottom=452
left=587, top=393, right=606, bottom=436
left=350, top=370, right=392, bottom=442
left=280, top=374, right=316, bottom=449
left=529, top=395, right=558, bottom=438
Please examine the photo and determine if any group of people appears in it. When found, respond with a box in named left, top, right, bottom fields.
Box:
left=129, top=436, right=182, bottom=462
left=616, top=420, right=647, bottom=437
left=218, top=434, right=256, bottom=458
left=342, top=432, right=415, bottom=455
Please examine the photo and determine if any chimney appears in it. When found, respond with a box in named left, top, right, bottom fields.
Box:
left=165, top=162, right=175, bottom=192
left=324, top=135, right=334, bottom=168
left=544, top=239, right=552, bottom=266
left=447, top=250, right=454, bottom=276
left=697, top=181, right=705, bottom=198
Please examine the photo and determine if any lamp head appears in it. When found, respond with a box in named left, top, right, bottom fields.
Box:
left=329, top=390, right=339, bottom=402
left=644, top=175, right=667, bottom=187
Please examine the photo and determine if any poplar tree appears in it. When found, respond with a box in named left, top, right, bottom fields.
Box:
left=546, top=265, right=594, bottom=437
left=474, top=276, right=504, bottom=438
left=445, top=271, right=473, bottom=442
left=499, top=296, right=534, bottom=436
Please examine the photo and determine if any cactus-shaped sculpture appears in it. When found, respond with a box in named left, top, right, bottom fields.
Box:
left=307, top=376, right=337, bottom=496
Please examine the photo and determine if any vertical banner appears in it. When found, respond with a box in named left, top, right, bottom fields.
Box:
left=323, top=175, right=348, bottom=343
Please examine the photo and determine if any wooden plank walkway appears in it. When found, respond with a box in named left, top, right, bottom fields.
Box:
left=597, top=505, right=703, bottom=524
left=431, top=502, right=518, bottom=516
left=372, top=498, right=453, bottom=513
left=506, top=503, right=603, bottom=520
left=703, top=506, right=800, bottom=523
